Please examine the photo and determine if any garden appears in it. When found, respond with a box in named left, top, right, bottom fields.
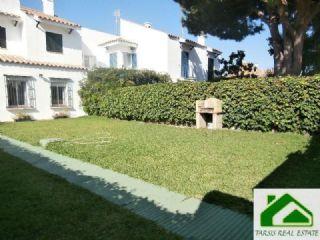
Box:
left=1, top=69, right=320, bottom=238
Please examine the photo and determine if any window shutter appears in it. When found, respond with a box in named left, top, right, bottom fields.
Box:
left=132, top=53, right=137, bottom=69
left=67, top=83, right=73, bottom=108
left=0, top=26, right=6, bottom=48
left=27, top=79, right=36, bottom=108
left=110, top=53, right=117, bottom=68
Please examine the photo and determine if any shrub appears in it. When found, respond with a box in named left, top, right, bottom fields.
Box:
left=14, top=113, right=33, bottom=122
left=82, top=68, right=171, bottom=89
left=81, top=75, right=320, bottom=134
left=53, top=112, right=70, bottom=119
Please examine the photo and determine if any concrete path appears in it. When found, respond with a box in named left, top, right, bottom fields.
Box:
left=0, top=135, right=253, bottom=240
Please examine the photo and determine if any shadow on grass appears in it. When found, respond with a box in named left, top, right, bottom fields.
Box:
left=201, top=135, right=320, bottom=218
left=0, top=137, right=252, bottom=240
left=256, top=135, right=320, bottom=188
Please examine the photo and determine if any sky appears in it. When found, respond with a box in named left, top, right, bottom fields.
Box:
left=21, top=0, right=273, bottom=69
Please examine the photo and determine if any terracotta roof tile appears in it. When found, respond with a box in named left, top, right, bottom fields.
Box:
left=0, top=11, right=20, bottom=19
left=0, top=54, right=86, bottom=70
left=21, top=7, right=81, bottom=28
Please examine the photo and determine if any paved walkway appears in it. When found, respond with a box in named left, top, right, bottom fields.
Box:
left=0, top=135, right=253, bottom=240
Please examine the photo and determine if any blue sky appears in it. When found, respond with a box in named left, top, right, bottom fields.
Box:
left=21, top=0, right=273, bottom=69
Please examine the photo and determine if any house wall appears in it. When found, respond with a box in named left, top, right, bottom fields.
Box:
left=0, top=15, right=25, bottom=56
left=23, top=16, right=83, bottom=66
left=167, top=38, right=182, bottom=81
left=81, top=28, right=115, bottom=68
left=120, top=19, right=169, bottom=74
left=0, top=63, right=86, bottom=122
left=0, top=0, right=21, bottom=15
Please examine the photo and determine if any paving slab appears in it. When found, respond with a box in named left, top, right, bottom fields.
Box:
left=0, top=135, right=253, bottom=240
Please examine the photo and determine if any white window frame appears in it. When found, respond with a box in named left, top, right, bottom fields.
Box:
left=5, top=75, right=35, bottom=109
left=50, top=79, right=73, bottom=109
left=123, top=52, right=137, bottom=69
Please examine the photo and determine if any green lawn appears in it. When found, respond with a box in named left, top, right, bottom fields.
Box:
left=0, top=150, right=180, bottom=240
left=1, top=117, right=319, bottom=214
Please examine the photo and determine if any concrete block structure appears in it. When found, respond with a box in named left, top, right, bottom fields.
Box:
left=196, top=98, right=223, bottom=130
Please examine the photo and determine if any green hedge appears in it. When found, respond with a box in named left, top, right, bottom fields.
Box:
left=82, top=68, right=171, bottom=89
left=80, top=76, right=320, bottom=134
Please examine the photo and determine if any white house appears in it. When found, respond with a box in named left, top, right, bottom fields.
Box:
left=81, top=19, right=221, bottom=82
left=0, top=0, right=86, bottom=122
left=0, top=0, right=221, bottom=122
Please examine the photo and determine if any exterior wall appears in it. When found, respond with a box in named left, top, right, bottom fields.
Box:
left=167, top=38, right=182, bottom=81
left=0, top=0, right=21, bottom=15
left=0, top=15, right=25, bottom=56
left=81, top=28, right=115, bottom=68
left=0, top=63, right=86, bottom=122
left=120, top=19, right=169, bottom=74
left=23, top=16, right=83, bottom=66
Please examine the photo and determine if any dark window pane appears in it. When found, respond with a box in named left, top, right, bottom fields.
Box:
left=51, top=86, right=58, bottom=105
left=0, top=26, right=6, bottom=48
left=208, top=58, right=214, bottom=81
left=58, top=86, right=64, bottom=105
left=181, top=51, right=189, bottom=78
left=7, top=81, right=26, bottom=107
left=51, top=85, right=65, bottom=106
left=17, top=82, right=26, bottom=105
left=46, top=32, right=63, bottom=53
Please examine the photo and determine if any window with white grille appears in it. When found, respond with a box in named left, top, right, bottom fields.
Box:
left=123, top=52, right=137, bottom=69
left=83, top=55, right=97, bottom=69
left=50, top=79, right=73, bottom=108
left=5, top=76, right=35, bottom=109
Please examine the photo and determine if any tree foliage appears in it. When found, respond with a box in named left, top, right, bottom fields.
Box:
left=214, top=50, right=258, bottom=80
left=174, top=0, right=320, bottom=76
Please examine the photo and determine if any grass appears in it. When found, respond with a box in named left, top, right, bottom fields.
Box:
left=1, top=116, right=318, bottom=214
left=0, top=149, right=180, bottom=240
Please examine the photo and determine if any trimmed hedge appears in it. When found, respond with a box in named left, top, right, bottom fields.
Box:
left=83, top=68, right=171, bottom=89
left=80, top=76, right=320, bottom=134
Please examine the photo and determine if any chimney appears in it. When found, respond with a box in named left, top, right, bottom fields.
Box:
left=144, top=22, right=152, bottom=29
left=197, top=34, right=206, bottom=46
left=42, top=0, right=55, bottom=16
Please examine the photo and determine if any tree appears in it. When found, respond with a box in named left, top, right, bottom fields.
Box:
left=174, top=0, right=320, bottom=76
left=302, top=14, right=320, bottom=75
left=213, top=50, right=258, bottom=80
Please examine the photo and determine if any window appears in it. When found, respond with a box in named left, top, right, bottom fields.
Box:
left=109, top=53, right=117, bottom=68
left=6, top=76, right=35, bottom=108
left=50, top=79, right=73, bottom=108
left=123, top=53, right=137, bottom=69
left=208, top=58, right=214, bottom=81
left=46, top=32, right=63, bottom=53
left=0, top=26, right=6, bottom=48
left=83, top=55, right=97, bottom=69
left=181, top=51, right=189, bottom=78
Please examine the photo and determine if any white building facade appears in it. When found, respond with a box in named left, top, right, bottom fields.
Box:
left=81, top=19, right=221, bottom=82
left=0, top=0, right=221, bottom=122
left=0, top=0, right=86, bottom=122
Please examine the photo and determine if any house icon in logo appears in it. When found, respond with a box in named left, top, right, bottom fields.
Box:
left=261, top=194, right=313, bottom=227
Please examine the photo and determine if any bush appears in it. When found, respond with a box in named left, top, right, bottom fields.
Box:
left=82, top=68, right=171, bottom=88
left=53, top=112, right=70, bottom=119
left=81, top=75, right=320, bottom=134
left=14, top=113, right=33, bottom=122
